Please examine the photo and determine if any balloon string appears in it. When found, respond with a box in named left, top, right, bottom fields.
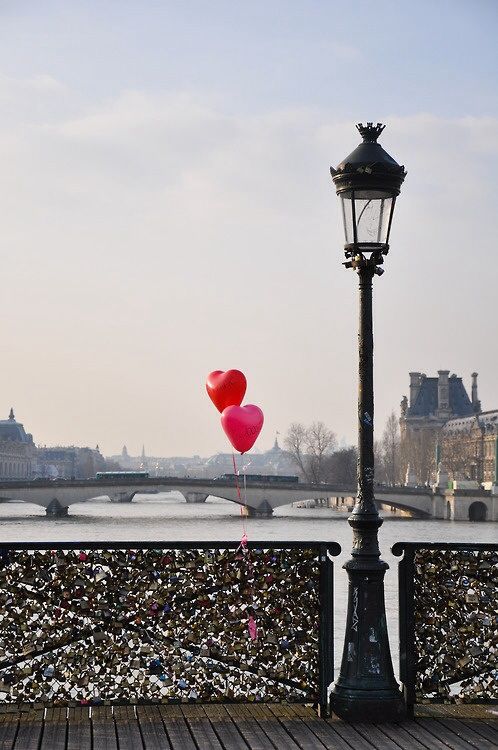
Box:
left=232, top=452, right=257, bottom=640
left=232, top=452, right=248, bottom=536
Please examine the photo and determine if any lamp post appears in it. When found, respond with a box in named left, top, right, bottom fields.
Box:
left=330, top=123, right=406, bottom=722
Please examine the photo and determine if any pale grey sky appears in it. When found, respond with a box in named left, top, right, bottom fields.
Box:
left=1, top=1, right=497, bottom=456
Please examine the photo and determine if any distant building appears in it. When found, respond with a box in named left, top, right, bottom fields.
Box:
left=0, top=408, right=116, bottom=481
left=140, top=445, right=148, bottom=470
left=441, top=410, right=498, bottom=485
left=106, top=436, right=296, bottom=479
left=120, top=445, right=131, bottom=468
left=400, top=371, right=497, bottom=486
left=203, top=437, right=295, bottom=478
left=35, top=445, right=105, bottom=479
left=0, top=409, right=36, bottom=479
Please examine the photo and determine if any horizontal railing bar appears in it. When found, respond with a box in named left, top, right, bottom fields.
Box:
left=430, top=667, right=498, bottom=687
left=413, top=698, right=498, bottom=705
left=0, top=540, right=341, bottom=553
left=392, top=541, right=498, bottom=556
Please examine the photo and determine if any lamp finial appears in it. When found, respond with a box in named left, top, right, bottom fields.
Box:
left=356, top=122, right=385, bottom=143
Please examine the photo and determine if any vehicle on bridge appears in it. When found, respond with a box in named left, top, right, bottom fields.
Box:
left=215, top=473, right=299, bottom=484
left=95, top=471, right=150, bottom=480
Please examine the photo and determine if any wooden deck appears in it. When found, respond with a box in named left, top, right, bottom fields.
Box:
left=0, top=703, right=496, bottom=750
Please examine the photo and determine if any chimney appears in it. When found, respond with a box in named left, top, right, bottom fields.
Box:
left=409, top=372, right=422, bottom=407
left=437, top=370, right=450, bottom=412
left=471, top=372, right=481, bottom=413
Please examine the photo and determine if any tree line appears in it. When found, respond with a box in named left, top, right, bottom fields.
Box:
left=283, top=412, right=408, bottom=486
left=284, top=409, right=481, bottom=487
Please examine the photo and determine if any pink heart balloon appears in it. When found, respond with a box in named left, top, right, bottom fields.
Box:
left=221, top=405, right=264, bottom=454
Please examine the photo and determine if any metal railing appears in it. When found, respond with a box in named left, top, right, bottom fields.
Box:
left=0, top=541, right=339, bottom=714
left=392, top=542, right=498, bottom=716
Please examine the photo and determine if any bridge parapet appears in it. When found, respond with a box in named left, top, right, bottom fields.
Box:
left=0, top=540, right=340, bottom=714
left=393, top=542, right=498, bottom=714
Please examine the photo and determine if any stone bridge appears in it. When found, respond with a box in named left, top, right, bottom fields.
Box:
left=0, top=477, right=495, bottom=520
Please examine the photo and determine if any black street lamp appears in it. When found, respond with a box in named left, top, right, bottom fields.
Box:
left=329, top=123, right=406, bottom=722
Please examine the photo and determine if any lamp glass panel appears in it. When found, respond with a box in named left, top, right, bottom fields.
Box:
left=339, top=195, right=354, bottom=244
left=340, top=189, right=394, bottom=246
left=355, top=191, right=393, bottom=245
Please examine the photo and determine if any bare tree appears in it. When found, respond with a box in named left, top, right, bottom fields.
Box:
left=307, top=422, right=336, bottom=483
left=284, top=422, right=336, bottom=483
left=284, top=423, right=310, bottom=480
left=374, top=439, right=387, bottom=484
left=381, top=411, right=401, bottom=485
left=442, top=433, right=473, bottom=480
left=401, top=428, right=436, bottom=485
left=323, top=446, right=357, bottom=485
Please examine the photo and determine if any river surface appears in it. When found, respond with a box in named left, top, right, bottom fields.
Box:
left=0, top=495, right=495, bottom=676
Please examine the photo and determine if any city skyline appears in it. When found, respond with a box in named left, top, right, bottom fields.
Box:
left=1, top=1, right=497, bottom=456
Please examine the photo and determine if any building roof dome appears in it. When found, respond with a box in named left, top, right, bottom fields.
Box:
left=0, top=408, right=34, bottom=444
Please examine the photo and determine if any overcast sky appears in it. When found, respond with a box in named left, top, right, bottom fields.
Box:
left=1, top=0, right=497, bottom=457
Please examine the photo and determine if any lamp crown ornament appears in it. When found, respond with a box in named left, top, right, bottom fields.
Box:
left=356, top=122, right=385, bottom=142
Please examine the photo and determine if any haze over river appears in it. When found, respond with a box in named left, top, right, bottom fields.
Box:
left=0, top=494, right=495, bottom=676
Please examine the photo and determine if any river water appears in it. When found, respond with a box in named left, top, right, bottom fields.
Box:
left=0, top=495, right=495, bottom=677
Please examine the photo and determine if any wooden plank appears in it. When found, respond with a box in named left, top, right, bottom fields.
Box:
left=244, top=704, right=301, bottom=750
left=92, top=706, right=118, bottom=750
left=463, top=720, right=498, bottom=745
left=380, top=722, right=432, bottom=750
left=0, top=716, right=19, bottom=750
left=416, top=718, right=478, bottom=750
left=415, top=704, right=497, bottom=720
left=285, top=705, right=321, bottom=718
left=224, top=704, right=280, bottom=750
left=41, top=707, right=67, bottom=750
left=159, top=705, right=197, bottom=750
left=114, top=706, right=144, bottom=750
left=202, top=705, right=250, bottom=750
left=13, top=711, right=43, bottom=750
left=67, top=707, right=91, bottom=750
left=353, top=722, right=411, bottom=750
left=285, top=704, right=356, bottom=750
left=327, top=721, right=381, bottom=750
left=181, top=704, right=224, bottom=750
left=137, top=706, right=171, bottom=750
left=437, top=718, right=498, bottom=750
left=401, top=719, right=468, bottom=750
left=268, top=704, right=327, bottom=749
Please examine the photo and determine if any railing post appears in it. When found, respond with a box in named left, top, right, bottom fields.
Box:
left=396, top=543, right=416, bottom=719
left=318, top=544, right=334, bottom=717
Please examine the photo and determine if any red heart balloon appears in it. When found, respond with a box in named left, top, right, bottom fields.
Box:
left=206, top=370, right=247, bottom=413
left=221, top=404, right=264, bottom=454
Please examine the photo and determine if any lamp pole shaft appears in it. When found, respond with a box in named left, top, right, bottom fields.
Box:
left=331, top=263, right=405, bottom=722
left=357, top=265, right=376, bottom=517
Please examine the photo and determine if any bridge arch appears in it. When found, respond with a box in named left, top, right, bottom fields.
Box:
left=468, top=501, right=487, bottom=522
left=377, top=500, right=429, bottom=518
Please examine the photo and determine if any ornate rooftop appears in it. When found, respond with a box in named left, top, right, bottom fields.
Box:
left=0, top=409, right=34, bottom=445
left=407, top=376, right=474, bottom=418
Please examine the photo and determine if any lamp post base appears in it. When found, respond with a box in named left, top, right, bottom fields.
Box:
left=331, top=689, right=405, bottom=723
left=331, top=536, right=406, bottom=723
